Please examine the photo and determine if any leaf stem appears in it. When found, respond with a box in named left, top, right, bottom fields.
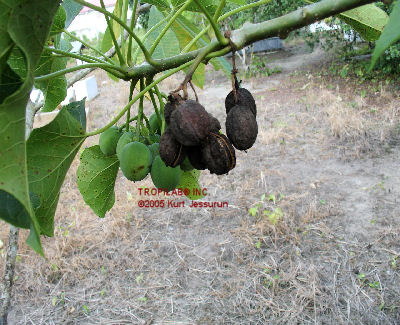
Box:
left=74, top=0, right=159, bottom=67
left=100, top=0, right=125, bottom=66
left=136, top=78, right=145, bottom=140
left=218, top=0, right=274, bottom=22
left=85, top=60, right=194, bottom=137
left=192, top=0, right=228, bottom=45
left=44, top=46, right=108, bottom=64
left=149, top=0, right=193, bottom=55
left=34, top=63, right=126, bottom=82
left=62, top=29, right=113, bottom=63
left=126, top=80, right=136, bottom=132
left=127, top=0, right=139, bottom=65
left=121, top=0, right=129, bottom=57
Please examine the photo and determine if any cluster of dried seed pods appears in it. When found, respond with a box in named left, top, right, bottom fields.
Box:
left=159, top=94, right=236, bottom=175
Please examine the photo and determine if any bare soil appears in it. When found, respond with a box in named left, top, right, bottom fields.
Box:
left=1, top=45, right=400, bottom=324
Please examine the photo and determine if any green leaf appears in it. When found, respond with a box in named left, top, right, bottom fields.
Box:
left=337, top=4, right=389, bottom=42
left=50, top=6, right=66, bottom=37
left=0, top=0, right=61, bottom=255
left=210, top=57, right=231, bottom=77
left=171, top=0, right=217, bottom=15
left=34, top=39, right=69, bottom=112
left=370, top=0, right=400, bottom=70
left=77, top=146, right=120, bottom=218
left=228, top=0, right=245, bottom=4
left=0, top=2, right=13, bottom=75
left=62, top=0, right=83, bottom=28
left=0, top=63, right=21, bottom=104
left=178, top=169, right=204, bottom=200
left=0, top=191, right=40, bottom=229
left=141, top=0, right=169, bottom=8
left=146, top=7, right=180, bottom=60
left=184, top=62, right=205, bottom=88
left=27, top=100, right=86, bottom=236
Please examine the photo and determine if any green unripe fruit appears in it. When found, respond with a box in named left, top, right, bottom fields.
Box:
left=99, top=126, right=122, bottom=156
left=151, top=155, right=182, bottom=192
left=148, top=143, right=160, bottom=162
left=149, top=113, right=161, bottom=134
left=120, top=142, right=152, bottom=181
left=116, top=131, right=136, bottom=159
left=180, top=156, right=194, bottom=171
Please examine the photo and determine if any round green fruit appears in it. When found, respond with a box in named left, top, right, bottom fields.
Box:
left=116, top=131, right=136, bottom=159
left=149, top=113, right=161, bottom=134
left=148, top=143, right=160, bottom=162
left=151, top=155, right=182, bottom=192
left=99, top=126, right=122, bottom=156
left=120, top=142, right=152, bottom=181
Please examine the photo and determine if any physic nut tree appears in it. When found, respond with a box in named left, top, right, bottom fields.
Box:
left=0, top=0, right=399, bottom=257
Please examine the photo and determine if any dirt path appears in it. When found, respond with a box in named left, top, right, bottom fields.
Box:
left=1, top=47, right=400, bottom=324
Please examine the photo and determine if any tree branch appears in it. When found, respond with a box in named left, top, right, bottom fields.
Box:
left=127, top=0, right=375, bottom=78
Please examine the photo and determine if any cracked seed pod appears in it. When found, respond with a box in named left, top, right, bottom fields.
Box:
left=208, top=113, right=221, bottom=133
left=164, top=94, right=182, bottom=125
left=186, top=145, right=207, bottom=170
left=226, top=104, right=258, bottom=151
left=159, top=127, right=186, bottom=167
left=202, top=132, right=236, bottom=175
left=225, top=87, right=257, bottom=117
left=170, top=100, right=211, bottom=146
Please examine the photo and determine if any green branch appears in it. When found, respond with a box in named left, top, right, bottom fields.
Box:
left=100, top=0, right=125, bottom=66
left=127, top=0, right=375, bottom=79
left=85, top=60, right=194, bottom=137
left=192, top=0, right=228, bottom=45
left=182, top=0, right=271, bottom=53
left=75, top=0, right=159, bottom=67
left=34, top=63, right=126, bottom=82
left=149, top=0, right=193, bottom=55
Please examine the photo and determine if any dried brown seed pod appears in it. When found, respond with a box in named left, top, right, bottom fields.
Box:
left=170, top=100, right=211, bottom=146
left=159, top=127, right=186, bottom=167
left=208, top=113, right=221, bottom=133
left=226, top=105, right=258, bottom=151
left=186, top=145, right=207, bottom=170
left=202, top=132, right=236, bottom=175
left=164, top=94, right=182, bottom=125
left=225, top=87, right=257, bottom=117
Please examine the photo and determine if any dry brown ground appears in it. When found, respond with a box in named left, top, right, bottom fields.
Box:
left=1, top=46, right=400, bottom=324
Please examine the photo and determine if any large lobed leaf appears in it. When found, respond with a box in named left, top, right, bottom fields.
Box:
left=338, top=4, right=389, bottom=42
left=370, top=0, right=400, bottom=70
left=77, top=146, right=120, bottom=218
left=146, top=6, right=180, bottom=60
left=62, top=0, right=83, bottom=28
left=27, top=100, right=87, bottom=236
left=0, top=0, right=61, bottom=255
